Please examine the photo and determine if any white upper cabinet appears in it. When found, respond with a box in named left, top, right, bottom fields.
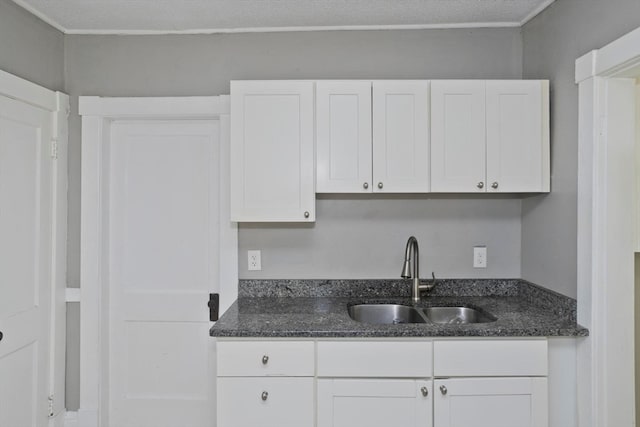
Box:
left=486, top=80, right=550, bottom=192
left=230, top=81, right=315, bottom=222
left=373, top=81, right=430, bottom=193
left=431, top=80, right=550, bottom=193
left=316, top=81, right=373, bottom=193
left=431, top=81, right=486, bottom=192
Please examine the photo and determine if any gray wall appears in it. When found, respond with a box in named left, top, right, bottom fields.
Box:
left=521, top=0, right=640, bottom=298
left=0, top=0, right=64, bottom=91
left=63, top=28, right=524, bottom=409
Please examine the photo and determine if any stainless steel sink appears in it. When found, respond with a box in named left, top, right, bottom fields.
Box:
left=348, top=304, right=427, bottom=324
left=421, top=307, right=496, bottom=325
left=348, top=304, right=497, bottom=325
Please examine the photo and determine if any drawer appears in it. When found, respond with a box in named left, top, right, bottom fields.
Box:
left=218, top=377, right=314, bottom=427
left=434, top=339, right=548, bottom=377
left=317, top=340, right=432, bottom=377
left=217, top=340, right=314, bottom=376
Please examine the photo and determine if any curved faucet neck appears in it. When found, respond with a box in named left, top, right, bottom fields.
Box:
left=403, top=236, right=419, bottom=279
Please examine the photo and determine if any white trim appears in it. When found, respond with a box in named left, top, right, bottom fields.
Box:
left=576, top=24, right=640, bottom=427
left=519, top=0, right=556, bottom=26
left=65, top=288, right=81, bottom=303
left=0, top=69, right=58, bottom=111
left=79, top=96, right=237, bottom=427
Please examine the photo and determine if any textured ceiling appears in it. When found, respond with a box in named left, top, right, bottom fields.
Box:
left=13, top=0, right=556, bottom=34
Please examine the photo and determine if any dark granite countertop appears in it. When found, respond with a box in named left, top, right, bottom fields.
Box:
left=210, top=279, right=589, bottom=338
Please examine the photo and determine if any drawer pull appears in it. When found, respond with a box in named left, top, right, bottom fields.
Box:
left=420, top=386, right=428, bottom=397
left=262, top=355, right=269, bottom=365
left=261, top=391, right=269, bottom=401
left=440, top=385, right=448, bottom=395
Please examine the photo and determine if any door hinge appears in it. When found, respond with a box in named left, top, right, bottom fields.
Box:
left=47, top=395, right=54, bottom=417
left=50, top=138, right=58, bottom=160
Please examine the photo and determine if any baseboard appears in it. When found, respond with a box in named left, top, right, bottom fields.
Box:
left=63, top=411, right=78, bottom=427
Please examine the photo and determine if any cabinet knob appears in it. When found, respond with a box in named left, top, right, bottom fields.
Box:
left=261, top=391, right=269, bottom=401
left=421, top=386, right=428, bottom=397
left=477, top=182, right=484, bottom=189
left=304, top=211, right=310, bottom=218
left=491, top=182, right=499, bottom=189
left=440, top=385, right=448, bottom=395
left=262, top=355, right=269, bottom=365
left=377, top=182, right=383, bottom=189
left=363, top=182, right=369, bottom=189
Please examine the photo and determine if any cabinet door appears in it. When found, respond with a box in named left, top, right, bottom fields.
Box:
left=486, top=80, right=550, bottom=193
left=230, top=81, right=315, bottom=221
left=218, top=377, right=314, bottom=427
left=434, top=378, right=548, bottom=427
left=372, top=81, right=430, bottom=193
left=430, top=80, right=486, bottom=192
left=316, top=81, right=372, bottom=193
left=318, top=379, right=432, bottom=427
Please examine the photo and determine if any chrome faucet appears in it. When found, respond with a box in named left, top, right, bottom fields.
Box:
left=401, top=236, right=436, bottom=302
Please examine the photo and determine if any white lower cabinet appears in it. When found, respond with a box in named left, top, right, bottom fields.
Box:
left=434, top=377, right=548, bottom=427
left=318, top=379, right=433, bottom=427
left=216, top=338, right=548, bottom=427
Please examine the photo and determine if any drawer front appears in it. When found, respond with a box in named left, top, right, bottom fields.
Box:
left=217, top=340, right=314, bottom=377
left=317, top=341, right=432, bottom=377
left=218, top=377, right=314, bottom=427
left=434, top=339, right=548, bottom=377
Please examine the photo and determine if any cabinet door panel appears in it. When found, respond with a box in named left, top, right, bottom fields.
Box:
left=318, top=379, right=432, bottom=427
left=431, top=80, right=486, bottom=192
left=218, top=377, right=314, bottom=427
left=486, top=80, right=549, bottom=192
left=316, top=81, right=372, bottom=193
left=434, top=378, right=548, bottom=427
left=372, top=81, right=430, bottom=193
left=230, top=81, right=315, bottom=221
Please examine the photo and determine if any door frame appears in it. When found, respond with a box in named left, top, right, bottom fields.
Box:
left=0, top=69, right=69, bottom=427
left=575, top=26, right=640, bottom=427
left=78, top=96, right=237, bottom=427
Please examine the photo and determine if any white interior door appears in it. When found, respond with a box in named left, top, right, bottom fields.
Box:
left=0, top=95, right=53, bottom=427
left=108, top=120, right=221, bottom=427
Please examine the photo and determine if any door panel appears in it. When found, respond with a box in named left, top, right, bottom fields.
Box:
left=431, top=80, right=486, bottom=192
left=316, top=81, right=372, bottom=193
left=486, top=81, right=545, bottom=192
left=372, top=81, right=430, bottom=193
left=0, top=95, right=52, bottom=427
left=434, top=377, right=548, bottom=427
left=108, top=120, right=220, bottom=427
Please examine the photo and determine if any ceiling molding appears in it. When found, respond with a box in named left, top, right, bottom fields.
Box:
left=63, top=22, right=522, bottom=36
left=11, top=0, right=66, bottom=32
left=519, top=0, right=556, bottom=26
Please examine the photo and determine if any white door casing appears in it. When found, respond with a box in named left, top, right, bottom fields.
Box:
left=575, top=25, right=640, bottom=427
left=79, top=97, right=237, bottom=427
left=0, top=69, right=68, bottom=427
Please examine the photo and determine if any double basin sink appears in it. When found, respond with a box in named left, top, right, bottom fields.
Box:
left=348, top=304, right=497, bottom=325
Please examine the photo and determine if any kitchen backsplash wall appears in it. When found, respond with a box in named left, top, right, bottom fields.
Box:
left=239, top=196, right=522, bottom=279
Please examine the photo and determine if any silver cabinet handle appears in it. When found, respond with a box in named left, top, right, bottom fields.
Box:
left=262, top=355, right=269, bottom=365
left=363, top=182, right=369, bottom=189
left=477, top=182, right=484, bottom=189
left=491, top=182, right=499, bottom=189
left=421, top=386, right=428, bottom=397
left=440, top=385, right=447, bottom=395
left=377, top=182, right=383, bottom=189
left=261, top=391, right=268, bottom=401
left=304, top=211, right=310, bottom=218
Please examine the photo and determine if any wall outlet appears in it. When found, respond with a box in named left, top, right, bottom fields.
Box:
left=473, top=246, right=487, bottom=268
left=248, top=250, right=261, bottom=271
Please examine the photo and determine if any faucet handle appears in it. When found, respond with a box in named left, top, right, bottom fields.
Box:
left=418, top=272, right=437, bottom=292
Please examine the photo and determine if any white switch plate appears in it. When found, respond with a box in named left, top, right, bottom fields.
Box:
left=248, top=250, right=261, bottom=271
left=473, top=246, right=487, bottom=268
